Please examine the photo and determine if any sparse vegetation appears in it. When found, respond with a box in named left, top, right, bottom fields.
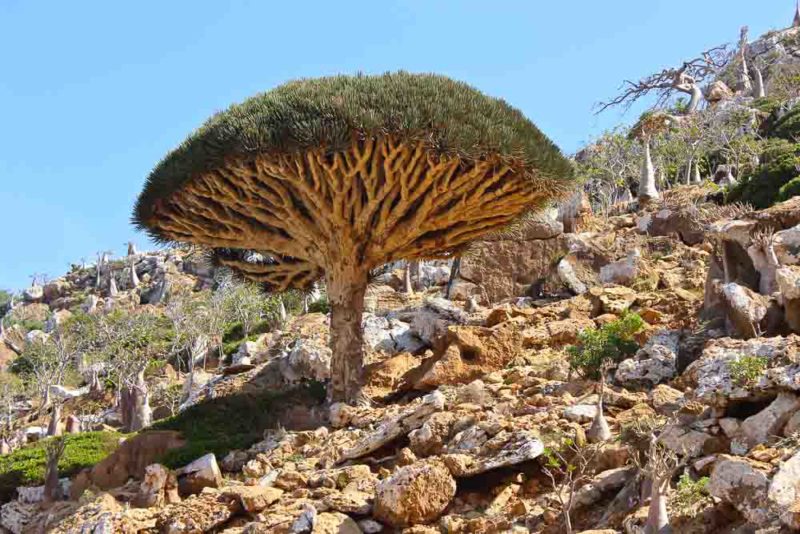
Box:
left=0, top=432, right=121, bottom=501
left=672, top=473, right=711, bottom=516
left=729, top=355, right=768, bottom=386
left=567, top=312, right=645, bottom=378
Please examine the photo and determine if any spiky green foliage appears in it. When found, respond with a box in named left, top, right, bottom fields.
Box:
left=773, top=106, right=800, bottom=141
left=133, top=71, right=573, bottom=236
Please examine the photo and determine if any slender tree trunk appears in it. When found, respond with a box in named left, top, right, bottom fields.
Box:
left=47, top=402, right=62, bottom=437
left=326, top=269, right=368, bottom=404
left=692, top=161, right=702, bottom=184
left=130, top=259, right=140, bottom=288
left=89, top=368, right=103, bottom=396
left=446, top=258, right=462, bottom=299
left=645, top=476, right=670, bottom=533
left=588, top=373, right=612, bottom=443
left=404, top=262, right=414, bottom=294
left=684, top=158, right=693, bottom=186
left=686, top=85, right=702, bottom=114
left=121, top=369, right=152, bottom=432
left=639, top=140, right=660, bottom=203
left=43, top=439, right=65, bottom=503
left=754, top=67, right=766, bottom=98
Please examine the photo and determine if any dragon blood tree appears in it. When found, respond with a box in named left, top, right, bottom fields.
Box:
left=133, top=72, right=573, bottom=403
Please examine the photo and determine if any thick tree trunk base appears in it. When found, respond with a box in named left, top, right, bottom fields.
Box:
left=327, top=270, right=368, bottom=404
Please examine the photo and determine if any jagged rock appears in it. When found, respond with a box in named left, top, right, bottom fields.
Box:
left=374, top=460, right=456, bottom=527
left=706, top=80, right=734, bottom=103
left=135, top=464, right=172, bottom=508
left=658, top=423, right=723, bottom=457
left=22, top=285, right=43, bottom=302
left=363, top=352, right=420, bottom=398
left=282, top=338, right=333, bottom=383
left=176, top=453, right=222, bottom=496
left=588, top=286, right=637, bottom=315
left=156, top=490, right=241, bottom=533
left=615, top=330, right=679, bottom=387
left=708, top=456, right=775, bottom=526
left=413, top=324, right=522, bottom=389
left=314, top=511, right=363, bottom=533
left=222, top=485, right=283, bottom=513
left=774, top=224, right=800, bottom=266
left=338, top=391, right=445, bottom=462
left=521, top=315, right=595, bottom=349
left=720, top=282, right=768, bottom=338
left=573, top=466, right=636, bottom=507
left=739, top=393, right=800, bottom=449
left=0, top=500, right=36, bottom=534
left=457, top=231, right=567, bottom=303
left=563, top=404, right=598, bottom=423
left=599, top=249, right=641, bottom=286
left=557, top=257, right=588, bottom=295
left=408, top=412, right=458, bottom=457
left=65, top=414, right=81, bottom=434
left=362, top=314, right=424, bottom=355
left=769, top=449, right=800, bottom=529
left=649, top=384, right=684, bottom=416
left=441, top=430, right=544, bottom=477
left=44, top=309, right=73, bottom=333
left=777, top=266, right=800, bottom=333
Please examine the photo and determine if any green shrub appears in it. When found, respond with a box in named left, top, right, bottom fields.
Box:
left=152, top=383, right=325, bottom=468
left=729, top=355, right=768, bottom=387
left=307, top=296, right=330, bottom=315
left=567, top=312, right=644, bottom=379
left=672, top=474, right=710, bottom=516
left=779, top=176, right=800, bottom=202
left=773, top=106, right=800, bottom=141
left=0, top=432, right=121, bottom=502
left=727, top=139, right=800, bottom=209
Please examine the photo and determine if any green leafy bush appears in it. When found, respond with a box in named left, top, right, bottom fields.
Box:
left=0, top=432, right=121, bottom=501
left=727, top=139, right=800, bottom=209
left=773, top=106, right=800, bottom=141
left=152, top=383, right=325, bottom=468
left=779, top=176, right=800, bottom=202
left=672, top=474, right=710, bottom=516
left=729, top=355, right=768, bottom=387
left=567, top=312, right=644, bottom=378
left=307, top=296, right=330, bottom=314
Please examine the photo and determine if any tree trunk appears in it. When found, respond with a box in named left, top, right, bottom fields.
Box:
left=684, top=158, right=693, bottom=186
left=404, top=262, right=414, bottom=294
left=121, top=369, right=152, bottom=432
left=686, top=85, right=702, bottom=114
left=645, top=476, right=670, bottom=533
left=639, top=140, right=660, bottom=204
left=446, top=258, right=462, bottom=299
left=43, top=439, right=65, bottom=503
left=754, top=66, right=766, bottom=98
left=692, top=161, right=702, bottom=184
left=327, top=269, right=368, bottom=404
left=588, top=374, right=612, bottom=443
left=47, top=402, right=61, bottom=437
left=89, top=368, right=103, bottom=396
left=130, top=260, right=140, bottom=288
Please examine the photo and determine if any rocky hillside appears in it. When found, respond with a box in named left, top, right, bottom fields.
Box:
left=0, top=184, right=798, bottom=533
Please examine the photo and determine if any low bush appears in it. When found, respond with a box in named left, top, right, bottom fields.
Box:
left=152, top=382, right=326, bottom=468
left=729, top=355, right=768, bottom=387
left=779, top=176, right=800, bottom=202
left=567, top=312, right=644, bottom=379
left=307, top=296, right=330, bottom=314
left=727, top=139, right=800, bottom=209
left=0, top=431, right=121, bottom=502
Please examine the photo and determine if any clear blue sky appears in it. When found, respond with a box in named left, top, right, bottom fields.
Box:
left=0, top=0, right=792, bottom=290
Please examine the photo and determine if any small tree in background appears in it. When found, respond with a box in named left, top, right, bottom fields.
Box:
left=133, top=72, right=574, bottom=403
left=541, top=438, right=602, bottom=534
left=567, top=312, right=644, bottom=379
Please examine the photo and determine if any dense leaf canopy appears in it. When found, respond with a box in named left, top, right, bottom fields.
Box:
left=133, top=71, right=573, bottom=234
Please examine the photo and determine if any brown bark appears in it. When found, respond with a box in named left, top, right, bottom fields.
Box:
left=327, top=269, right=369, bottom=404
left=120, top=369, right=152, bottom=432
left=43, top=438, right=66, bottom=503
left=404, top=262, right=414, bottom=294
left=47, top=402, right=61, bottom=437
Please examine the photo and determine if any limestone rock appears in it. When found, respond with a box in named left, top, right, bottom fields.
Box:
left=374, top=460, right=456, bottom=527
left=338, top=391, right=445, bottom=462
left=739, top=393, right=800, bottom=449
left=156, top=490, right=241, bottom=533
left=615, top=330, right=679, bottom=387
left=708, top=456, right=775, bottom=526
left=720, top=282, right=768, bottom=339
left=441, top=430, right=544, bottom=477
left=313, top=511, right=363, bottom=533
left=588, top=286, right=637, bottom=315
left=557, top=257, right=588, bottom=295
left=176, top=453, right=222, bottom=497
left=599, top=249, right=641, bottom=286
left=223, top=485, right=283, bottom=513
left=650, top=384, right=684, bottom=415
left=769, top=449, right=800, bottom=529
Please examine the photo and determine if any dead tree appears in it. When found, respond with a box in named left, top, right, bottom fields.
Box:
left=597, top=45, right=730, bottom=115
left=541, top=441, right=602, bottom=534
left=43, top=437, right=67, bottom=503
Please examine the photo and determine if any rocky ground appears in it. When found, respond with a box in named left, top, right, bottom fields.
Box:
left=2, top=187, right=800, bottom=533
